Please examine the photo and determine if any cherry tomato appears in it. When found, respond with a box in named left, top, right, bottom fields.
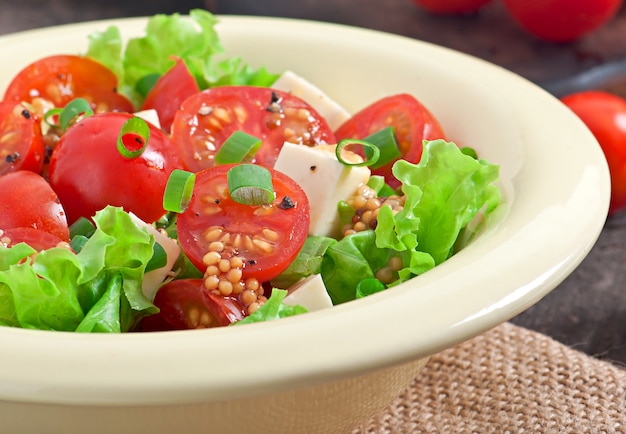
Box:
left=334, top=93, right=445, bottom=189
left=0, top=227, right=68, bottom=251
left=502, top=0, right=623, bottom=43
left=176, top=164, right=310, bottom=283
left=412, top=0, right=493, bottom=14
left=561, top=91, right=626, bottom=215
left=48, top=112, right=182, bottom=225
left=140, top=279, right=246, bottom=331
left=0, top=101, right=45, bottom=176
left=0, top=170, right=69, bottom=241
left=3, top=55, right=134, bottom=112
left=170, top=86, right=336, bottom=172
left=140, top=58, right=199, bottom=133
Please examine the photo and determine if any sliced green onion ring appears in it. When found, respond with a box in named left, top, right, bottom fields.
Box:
left=227, top=164, right=275, bottom=206
left=215, top=131, right=262, bottom=165
left=163, top=169, right=196, bottom=213
left=335, top=139, right=380, bottom=167
left=363, top=126, right=401, bottom=169
left=43, top=108, right=62, bottom=128
left=117, top=116, right=150, bottom=159
left=44, top=98, right=95, bottom=132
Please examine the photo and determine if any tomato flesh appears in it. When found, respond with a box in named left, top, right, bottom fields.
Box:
left=0, top=170, right=69, bottom=241
left=48, top=112, right=182, bottom=224
left=3, top=54, right=134, bottom=112
left=170, top=85, right=336, bottom=172
left=0, top=227, right=67, bottom=251
left=502, top=0, right=623, bottom=42
left=335, top=93, right=445, bottom=189
left=176, top=164, right=310, bottom=283
left=140, top=279, right=246, bottom=331
left=561, top=91, right=626, bottom=215
left=141, top=58, right=199, bottom=133
left=412, top=0, right=493, bottom=14
left=0, top=101, right=45, bottom=176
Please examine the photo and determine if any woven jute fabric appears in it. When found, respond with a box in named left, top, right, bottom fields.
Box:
left=354, top=322, right=626, bottom=433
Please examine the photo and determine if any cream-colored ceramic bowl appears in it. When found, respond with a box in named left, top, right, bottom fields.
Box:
left=0, top=15, right=610, bottom=434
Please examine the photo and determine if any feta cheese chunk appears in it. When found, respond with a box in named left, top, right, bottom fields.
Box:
left=274, top=142, right=370, bottom=238
left=129, top=213, right=180, bottom=301
left=133, top=109, right=161, bottom=130
left=271, top=70, right=351, bottom=130
left=283, top=274, right=333, bottom=311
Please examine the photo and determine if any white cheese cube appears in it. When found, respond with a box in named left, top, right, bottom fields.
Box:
left=134, top=109, right=161, bottom=130
left=271, top=70, right=351, bottom=130
left=283, top=274, right=333, bottom=311
left=129, top=213, right=181, bottom=301
left=274, top=142, right=370, bottom=238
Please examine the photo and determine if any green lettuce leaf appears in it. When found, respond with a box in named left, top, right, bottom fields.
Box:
left=86, top=9, right=280, bottom=107
left=270, top=235, right=337, bottom=289
left=321, top=140, right=501, bottom=304
left=234, top=289, right=307, bottom=325
left=0, top=206, right=157, bottom=332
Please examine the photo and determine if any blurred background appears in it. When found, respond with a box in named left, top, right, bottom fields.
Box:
left=1, top=0, right=625, bottom=365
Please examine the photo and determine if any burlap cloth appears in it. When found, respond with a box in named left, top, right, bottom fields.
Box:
left=353, top=322, right=626, bottom=433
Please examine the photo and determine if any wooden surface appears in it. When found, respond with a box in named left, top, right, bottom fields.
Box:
left=1, top=0, right=625, bottom=365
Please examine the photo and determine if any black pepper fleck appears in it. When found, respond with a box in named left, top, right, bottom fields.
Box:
left=266, top=91, right=283, bottom=113
left=5, top=152, right=20, bottom=163
left=310, top=165, right=317, bottom=171
left=20, top=109, right=31, bottom=119
left=277, top=196, right=295, bottom=210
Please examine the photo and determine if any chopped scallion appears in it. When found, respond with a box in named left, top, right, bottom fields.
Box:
left=215, top=131, right=262, bottom=165
left=227, top=164, right=275, bottom=205
left=117, top=116, right=150, bottom=159
left=363, top=126, right=401, bottom=169
left=335, top=139, right=380, bottom=167
left=163, top=169, right=196, bottom=213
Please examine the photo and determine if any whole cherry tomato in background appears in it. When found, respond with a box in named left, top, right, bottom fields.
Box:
left=560, top=91, right=626, bottom=215
left=502, top=0, right=624, bottom=43
left=411, top=0, right=494, bottom=14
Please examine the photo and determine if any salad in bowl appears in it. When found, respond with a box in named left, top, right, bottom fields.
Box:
left=0, top=9, right=501, bottom=333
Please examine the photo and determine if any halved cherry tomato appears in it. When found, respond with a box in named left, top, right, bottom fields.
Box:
left=0, top=170, right=69, bottom=241
left=176, top=164, right=310, bottom=283
left=0, top=101, right=45, bottom=176
left=48, top=112, right=182, bottom=225
left=334, top=93, right=445, bottom=189
left=412, top=0, right=493, bottom=14
left=3, top=54, right=134, bottom=113
left=170, top=86, right=336, bottom=172
left=0, top=227, right=68, bottom=251
left=560, top=91, right=626, bottom=215
left=502, top=0, right=623, bottom=43
left=141, top=58, right=199, bottom=133
left=140, top=279, right=246, bottom=331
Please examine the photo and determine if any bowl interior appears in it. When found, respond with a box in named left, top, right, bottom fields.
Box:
left=0, top=15, right=610, bottom=405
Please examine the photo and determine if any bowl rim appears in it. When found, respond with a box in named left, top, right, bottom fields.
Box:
left=0, top=14, right=610, bottom=406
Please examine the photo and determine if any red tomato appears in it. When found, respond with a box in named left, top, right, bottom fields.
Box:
left=140, top=279, right=246, bottom=331
left=141, top=58, right=199, bottom=133
left=3, top=55, right=134, bottom=112
left=412, top=0, right=493, bottom=14
left=170, top=86, right=336, bottom=172
left=48, top=112, right=182, bottom=225
left=176, top=164, right=310, bottom=283
left=0, top=101, right=45, bottom=176
left=502, top=0, right=623, bottom=43
left=0, top=170, right=69, bottom=241
left=561, top=91, right=626, bottom=215
left=0, top=227, right=68, bottom=251
left=334, top=93, right=445, bottom=189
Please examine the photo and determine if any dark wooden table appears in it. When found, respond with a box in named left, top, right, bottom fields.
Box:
left=1, top=0, right=625, bottom=365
